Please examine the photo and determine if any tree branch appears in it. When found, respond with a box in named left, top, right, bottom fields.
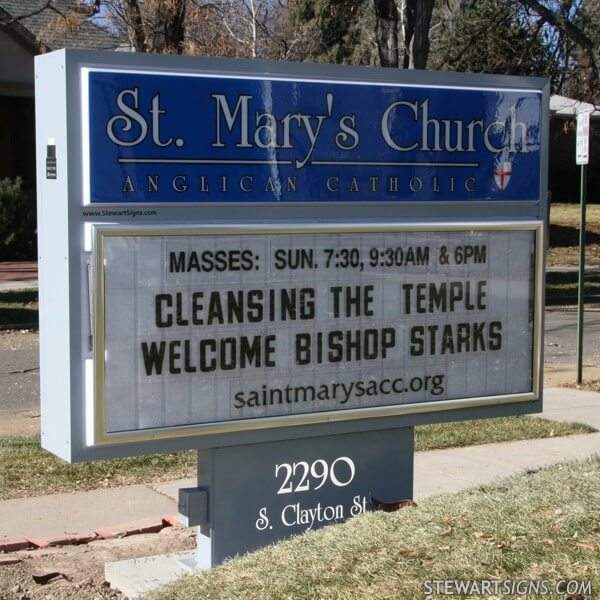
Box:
left=517, top=0, right=598, bottom=100
left=122, top=0, right=148, bottom=52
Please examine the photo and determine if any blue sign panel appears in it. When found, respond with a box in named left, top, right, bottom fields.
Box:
left=86, top=71, right=542, bottom=204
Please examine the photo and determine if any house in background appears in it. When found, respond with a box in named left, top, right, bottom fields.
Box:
left=549, top=95, right=600, bottom=203
left=0, top=0, right=121, bottom=193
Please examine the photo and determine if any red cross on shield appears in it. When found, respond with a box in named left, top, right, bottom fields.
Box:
left=494, top=161, right=512, bottom=191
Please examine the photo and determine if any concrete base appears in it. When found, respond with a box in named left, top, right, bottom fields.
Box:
left=105, top=550, right=203, bottom=598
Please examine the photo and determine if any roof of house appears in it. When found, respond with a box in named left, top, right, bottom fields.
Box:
left=0, top=0, right=121, bottom=51
left=550, top=94, right=600, bottom=119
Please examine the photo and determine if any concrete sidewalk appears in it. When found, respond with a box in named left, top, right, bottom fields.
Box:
left=0, top=261, right=37, bottom=292
left=0, top=386, right=599, bottom=551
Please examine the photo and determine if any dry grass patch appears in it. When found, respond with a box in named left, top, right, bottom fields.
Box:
left=0, top=417, right=593, bottom=499
left=548, top=203, right=600, bottom=267
left=415, top=415, right=594, bottom=450
left=0, top=435, right=196, bottom=499
left=150, top=457, right=600, bottom=600
left=567, top=379, right=600, bottom=394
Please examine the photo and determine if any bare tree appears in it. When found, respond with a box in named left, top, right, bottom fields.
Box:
left=516, top=0, right=599, bottom=102
left=203, top=0, right=288, bottom=59
left=89, top=0, right=289, bottom=58
left=375, top=0, right=399, bottom=67
left=374, top=0, right=437, bottom=69
left=93, top=0, right=187, bottom=53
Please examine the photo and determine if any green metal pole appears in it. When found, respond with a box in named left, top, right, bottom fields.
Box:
left=577, top=163, right=587, bottom=384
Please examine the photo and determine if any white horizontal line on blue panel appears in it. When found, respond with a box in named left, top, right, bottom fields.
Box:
left=117, top=158, right=294, bottom=165
left=117, top=158, right=480, bottom=168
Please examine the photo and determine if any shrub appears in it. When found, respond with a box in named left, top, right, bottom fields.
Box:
left=0, top=177, right=36, bottom=260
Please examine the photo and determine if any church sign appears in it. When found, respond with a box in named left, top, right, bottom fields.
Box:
left=36, top=50, right=547, bottom=568
left=84, top=70, right=542, bottom=204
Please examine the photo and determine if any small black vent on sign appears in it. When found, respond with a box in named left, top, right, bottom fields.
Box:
left=46, top=144, right=57, bottom=179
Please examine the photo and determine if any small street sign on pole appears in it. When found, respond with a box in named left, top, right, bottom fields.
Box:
left=576, top=111, right=590, bottom=384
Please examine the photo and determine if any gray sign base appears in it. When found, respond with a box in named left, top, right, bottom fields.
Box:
left=179, top=427, right=414, bottom=567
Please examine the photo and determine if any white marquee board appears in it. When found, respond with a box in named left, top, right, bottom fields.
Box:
left=93, top=222, right=542, bottom=445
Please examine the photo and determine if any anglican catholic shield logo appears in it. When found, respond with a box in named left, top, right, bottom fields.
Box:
left=494, top=161, right=512, bottom=191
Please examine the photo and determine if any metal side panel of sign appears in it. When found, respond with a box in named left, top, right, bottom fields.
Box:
left=84, top=69, right=543, bottom=204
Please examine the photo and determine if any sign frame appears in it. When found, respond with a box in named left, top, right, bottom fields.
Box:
left=92, top=219, right=544, bottom=447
